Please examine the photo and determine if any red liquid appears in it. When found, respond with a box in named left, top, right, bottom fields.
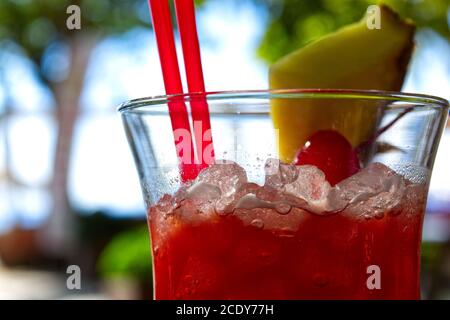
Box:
left=150, top=194, right=425, bottom=300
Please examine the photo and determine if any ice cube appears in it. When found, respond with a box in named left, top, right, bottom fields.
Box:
left=196, top=161, right=248, bottom=197
left=186, top=182, right=221, bottom=202
left=185, top=182, right=221, bottom=214
left=265, top=159, right=342, bottom=214
left=214, top=182, right=259, bottom=215
left=162, top=162, right=248, bottom=216
left=264, top=158, right=299, bottom=188
left=334, top=163, right=405, bottom=204
left=283, top=165, right=331, bottom=201
left=235, top=194, right=268, bottom=210
left=333, top=163, right=406, bottom=218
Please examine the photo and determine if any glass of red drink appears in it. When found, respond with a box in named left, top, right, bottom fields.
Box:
left=119, top=90, right=448, bottom=300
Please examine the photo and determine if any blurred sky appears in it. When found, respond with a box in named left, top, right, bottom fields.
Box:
left=0, top=0, right=449, bottom=234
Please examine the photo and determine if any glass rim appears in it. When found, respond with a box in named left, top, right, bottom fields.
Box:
left=117, top=89, right=449, bottom=113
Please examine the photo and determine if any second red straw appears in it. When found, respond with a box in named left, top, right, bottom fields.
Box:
left=174, top=0, right=214, bottom=168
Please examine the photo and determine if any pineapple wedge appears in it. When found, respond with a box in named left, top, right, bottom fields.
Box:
left=270, top=4, right=415, bottom=162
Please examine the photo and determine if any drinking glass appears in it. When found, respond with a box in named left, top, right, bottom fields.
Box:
left=119, top=89, right=448, bottom=299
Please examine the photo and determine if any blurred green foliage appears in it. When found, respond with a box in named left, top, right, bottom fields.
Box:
left=255, top=0, right=450, bottom=63
left=422, top=241, right=445, bottom=271
left=97, top=225, right=152, bottom=281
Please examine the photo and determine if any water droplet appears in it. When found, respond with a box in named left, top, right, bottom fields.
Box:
left=251, top=219, right=264, bottom=229
left=363, top=214, right=371, bottom=220
left=275, top=202, right=292, bottom=215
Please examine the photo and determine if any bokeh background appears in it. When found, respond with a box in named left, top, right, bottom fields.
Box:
left=0, top=0, right=449, bottom=299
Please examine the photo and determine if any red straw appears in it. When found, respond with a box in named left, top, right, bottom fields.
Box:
left=174, top=0, right=214, bottom=168
left=148, top=0, right=198, bottom=181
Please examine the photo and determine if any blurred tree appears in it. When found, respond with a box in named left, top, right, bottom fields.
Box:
left=0, top=0, right=207, bottom=259
left=0, top=0, right=150, bottom=257
left=254, top=0, right=450, bottom=63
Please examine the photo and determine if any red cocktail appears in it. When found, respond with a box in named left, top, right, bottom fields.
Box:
left=149, top=161, right=426, bottom=300
left=119, top=90, right=448, bottom=300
